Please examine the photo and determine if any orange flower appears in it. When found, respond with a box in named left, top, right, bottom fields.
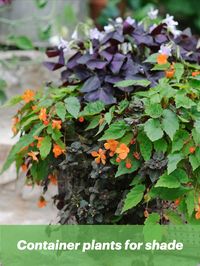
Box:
left=34, top=136, right=44, bottom=148
left=157, top=54, right=168, bottom=65
left=125, top=159, right=132, bottom=169
left=195, top=210, right=200, bottom=220
left=32, top=105, right=37, bottom=111
left=22, top=89, right=35, bottom=103
left=37, top=196, right=47, bottom=208
left=52, top=120, right=62, bottom=130
left=39, top=108, right=47, bottom=122
left=189, top=146, right=196, bottom=154
left=133, top=152, right=140, bottom=160
left=116, top=143, right=130, bottom=160
left=43, top=120, right=49, bottom=126
left=28, top=151, right=39, bottom=162
left=48, top=174, right=57, bottom=185
left=144, top=210, right=149, bottom=218
left=192, top=71, right=200, bottom=77
left=165, top=69, right=175, bottom=78
left=130, top=139, right=136, bottom=145
left=79, top=116, right=84, bottom=123
left=174, top=198, right=180, bottom=206
left=53, top=144, right=65, bottom=158
left=21, top=164, right=28, bottom=172
left=91, top=148, right=106, bottom=165
left=104, top=139, right=119, bottom=157
left=12, top=116, right=19, bottom=134
left=116, top=157, right=121, bottom=163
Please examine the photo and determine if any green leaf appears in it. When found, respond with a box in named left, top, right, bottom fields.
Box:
left=144, top=213, right=160, bottom=225
left=162, top=109, right=179, bottom=140
left=164, top=210, right=183, bottom=225
left=154, top=139, right=168, bottom=153
left=119, top=132, right=133, bottom=145
left=116, top=99, right=129, bottom=114
left=175, top=90, right=196, bottom=109
left=39, top=136, right=52, bottom=160
left=122, top=185, right=145, bottom=212
left=167, top=153, right=184, bottom=174
left=115, top=79, right=150, bottom=88
left=172, top=130, right=189, bottom=152
left=52, top=129, right=62, bottom=141
left=85, top=115, right=101, bottom=131
left=1, top=124, right=45, bottom=173
left=156, top=169, right=188, bottom=188
left=3, top=95, right=22, bottom=107
left=80, top=101, right=105, bottom=116
left=150, top=186, right=190, bottom=200
left=105, top=106, right=115, bottom=124
left=9, top=36, right=34, bottom=50
left=115, top=157, right=140, bottom=177
left=174, top=63, right=184, bottom=82
left=151, top=63, right=170, bottom=71
left=185, top=191, right=195, bottom=217
left=145, top=102, right=163, bottom=118
left=64, top=96, right=80, bottom=119
left=99, top=120, right=129, bottom=141
left=55, top=102, right=66, bottom=121
left=144, top=53, right=158, bottom=63
left=192, top=128, right=200, bottom=145
left=144, top=119, right=163, bottom=142
left=35, top=0, right=48, bottom=8
left=137, top=131, right=152, bottom=161
left=189, top=148, right=200, bottom=171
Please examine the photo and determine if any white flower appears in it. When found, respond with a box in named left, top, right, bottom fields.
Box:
left=71, top=29, right=78, bottom=40
left=49, top=35, right=61, bottom=46
left=89, top=28, right=104, bottom=40
left=158, top=44, right=172, bottom=56
left=125, top=16, right=135, bottom=26
left=89, top=42, right=94, bottom=55
left=115, top=17, right=123, bottom=24
left=104, top=24, right=115, bottom=33
left=169, top=26, right=181, bottom=38
left=163, top=14, right=178, bottom=28
left=148, top=8, right=159, bottom=20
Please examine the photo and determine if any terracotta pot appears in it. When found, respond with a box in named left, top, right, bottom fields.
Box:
left=89, top=0, right=108, bottom=22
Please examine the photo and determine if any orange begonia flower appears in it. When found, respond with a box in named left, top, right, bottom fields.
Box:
left=91, top=148, right=106, bottom=165
left=189, top=146, right=196, bottom=154
left=37, top=196, right=47, bottom=208
left=22, top=89, right=35, bottom=103
left=157, top=54, right=168, bottom=65
left=39, top=108, right=47, bottom=122
left=34, top=136, right=44, bottom=148
left=116, top=143, right=130, bottom=160
left=79, top=116, right=84, bottom=123
left=21, top=164, right=28, bottom=172
left=174, top=198, right=180, bottom=206
left=53, top=144, right=65, bottom=158
left=195, top=210, right=200, bottom=220
left=32, top=105, right=37, bottom=111
left=48, top=174, right=57, bottom=185
left=12, top=116, right=19, bottom=134
left=104, top=139, right=119, bottom=157
left=28, top=151, right=39, bottom=162
left=192, top=71, right=200, bottom=77
left=52, top=120, right=62, bottom=130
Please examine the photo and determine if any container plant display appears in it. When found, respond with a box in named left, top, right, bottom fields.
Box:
left=2, top=10, right=200, bottom=225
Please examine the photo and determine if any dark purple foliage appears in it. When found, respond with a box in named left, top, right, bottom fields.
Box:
left=45, top=19, right=200, bottom=104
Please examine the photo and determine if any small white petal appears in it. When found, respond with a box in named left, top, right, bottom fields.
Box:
left=104, top=24, right=115, bottom=33
left=148, top=8, right=159, bottom=20
left=125, top=16, right=135, bottom=25
left=115, top=17, right=123, bottom=24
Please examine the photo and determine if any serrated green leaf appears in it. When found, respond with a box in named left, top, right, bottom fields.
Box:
left=145, top=102, right=163, bottom=118
left=172, top=130, right=189, bottom=152
left=80, top=101, right=105, bottom=116
left=144, top=53, right=158, bottom=63
left=65, top=96, right=80, bottom=118
left=154, top=138, right=168, bottom=153
left=189, top=151, right=200, bottom=171
left=174, top=63, right=184, bottom=82
left=156, top=169, right=188, bottom=188
left=39, top=136, right=52, bottom=160
left=85, top=115, right=101, bottom=131
left=164, top=210, right=183, bottom=225
left=144, top=118, right=163, bottom=142
left=167, top=153, right=183, bottom=174
left=175, top=90, right=196, bottom=109
left=55, top=102, right=66, bottom=121
left=150, top=186, right=190, bottom=200
left=185, top=191, right=195, bottom=217
left=105, top=106, right=115, bottom=124
left=115, top=79, right=150, bottom=88
left=122, top=184, right=145, bottom=212
left=152, top=63, right=170, bottom=71
left=99, top=120, right=129, bottom=141
left=192, top=128, right=200, bottom=145
left=162, top=109, right=179, bottom=140
left=137, top=131, right=152, bottom=161
left=116, top=99, right=129, bottom=114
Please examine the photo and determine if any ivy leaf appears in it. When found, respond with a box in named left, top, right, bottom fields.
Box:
left=55, top=102, right=66, bottom=121
left=99, top=120, right=129, bottom=141
left=65, top=96, right=80, bottom=119
left=154, top=139, right=168, bottom=153
left=172, top=130, right=189, bottom=152
left=144, top=119, right=163, bottom=142
left=137, top=131, right=152, bottom=161
left=174, top=63, right=184, bottom=82
left=145, top=103, right=163, bottom=118
left=162, top=109, right=179, bottom=140
left=122, top=184, right=145, bottom=212
left=185, top=191, right=195, bottom=217
left=167, top=153, right=184, bottom=174
left=80, top=101, right=105, bottom=116
left=115, top=79, right=150, bottom=88
left=39, top=136, right=52, bottom=160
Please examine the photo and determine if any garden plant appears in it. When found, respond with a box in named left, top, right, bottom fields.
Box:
left=2, top=10, right=200, bottom=225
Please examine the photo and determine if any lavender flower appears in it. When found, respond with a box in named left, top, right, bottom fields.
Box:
left=158, top=44, right=172, bottom=56
left=148, top=8, right=159, bottom=20
left=89, top=28, right=104, bottom=40
left=104, top=24, right=115, bottom=33
left=163, top=14, right=178, bottom=28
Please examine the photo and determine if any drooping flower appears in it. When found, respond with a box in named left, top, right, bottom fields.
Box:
left=48, top=174, right=57, bottom=185
left=158, top=44, right=172, bottom=56
left=22, top=89, right=35, bottom=103
left=34, top=136, right=44, bottom=148
left=79, top=116, right=84, bottom=123
left=125, top=16, right=135, bottom=26
left=157, top=54, right=168, bottom=64
left=104, top=139, right=119, bottom=157
left=37, top=196, right=47, bottom=208
left=91, top=148, right=106, bottom=165
left=52, top=120, right=62, bottom=130
left=53, top=144, right=65, bottom=158
left=125, top=159, right=132, bottom=169
left=39, top=108, right=47, bottom=122
left=28, top=151, right=39, bottom=162
left=148, top=8, right=158, bottom=20
left=116, top=143, right=130, bottom=160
